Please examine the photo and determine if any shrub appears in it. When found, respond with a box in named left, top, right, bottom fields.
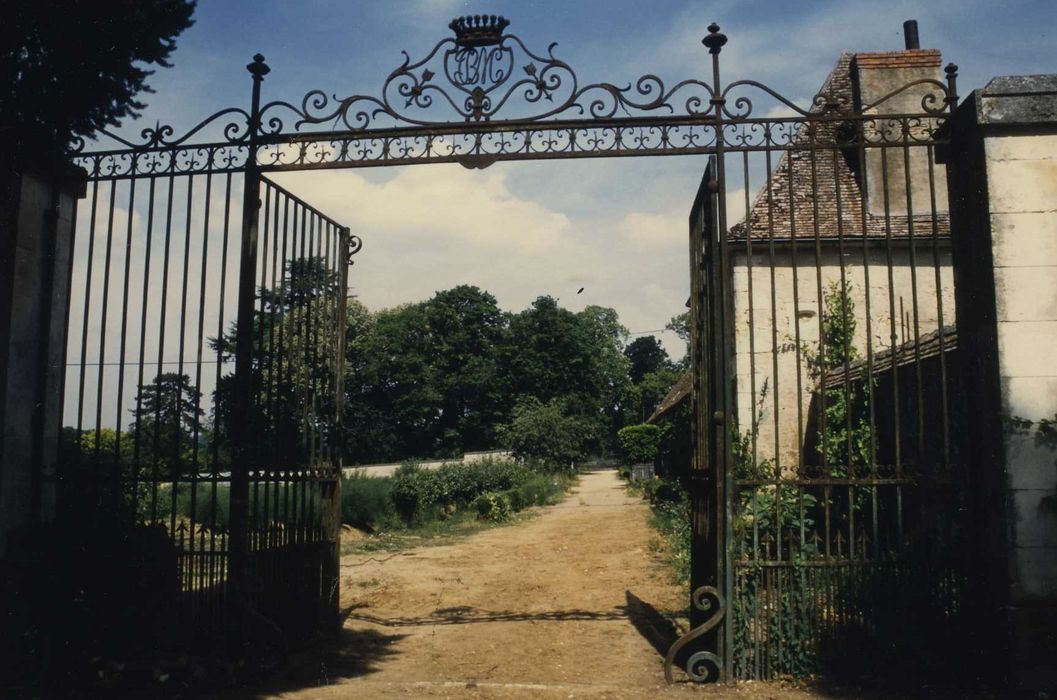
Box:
left=388, top=457, right=536, bottom=525
left=642, top=476, right=683, bottom=506
left=341, top=470, right=393, bottom=531
left=501, top=398, right=594, bottom=473
left=648, top=482, right=692, bottom=585
left=473, top=492, right=513, bottom=522
left=390, top=461, right=425, bottom=525
left=617, top=423, right=662, bottom=464
left=502, top=472, right=570, bottom=511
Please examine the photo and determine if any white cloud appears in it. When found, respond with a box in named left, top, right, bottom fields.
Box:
left=270, top=163, right=690, bottom=356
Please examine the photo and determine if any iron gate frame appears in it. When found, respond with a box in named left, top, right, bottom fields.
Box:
left=66, top=16, right=963, bottom=679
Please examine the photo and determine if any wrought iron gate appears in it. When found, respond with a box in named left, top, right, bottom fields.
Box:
left=669, top=50, right=969, bottom=681
left=62, top=14, right=971, bottom=676
left=63, top=155, right=352, bottom=643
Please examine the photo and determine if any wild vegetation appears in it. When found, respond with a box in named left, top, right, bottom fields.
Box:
left=341, top=457, right=575, bottom=551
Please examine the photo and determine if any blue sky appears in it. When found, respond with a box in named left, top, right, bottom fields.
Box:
left=102, top=0, right=1057, bottom=355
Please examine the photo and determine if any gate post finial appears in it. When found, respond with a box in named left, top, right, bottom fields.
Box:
left=704, top=23, right=727, bottom=116
left=247, top=53, right=271, bottom=79
left=703, top=23, right=727, bottom=54
left=944, top=62, right=959, bottom=112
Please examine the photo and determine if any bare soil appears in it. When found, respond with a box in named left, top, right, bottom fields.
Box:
left=248, top=470, right=976, bottom=700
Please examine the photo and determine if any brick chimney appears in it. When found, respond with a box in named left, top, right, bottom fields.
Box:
left=851, top=22, right=948, bottom=216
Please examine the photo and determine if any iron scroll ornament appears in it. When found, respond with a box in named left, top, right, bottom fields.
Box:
left=68, top=19, right=960, bottom=179
left=663, top=585, right=726, bottom=684
left=256, top=15, right=718, bottom=133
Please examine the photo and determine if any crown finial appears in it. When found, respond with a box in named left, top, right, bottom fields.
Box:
left=449, top=15, right=510, bottom=47
left=702, top=23, right=728, bottom=54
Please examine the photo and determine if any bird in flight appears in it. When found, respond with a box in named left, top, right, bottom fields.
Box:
left=577, top=287, right=585, bottom=294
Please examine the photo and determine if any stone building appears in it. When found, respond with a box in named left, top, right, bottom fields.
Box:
left=730, top=46, right=957, bottom=474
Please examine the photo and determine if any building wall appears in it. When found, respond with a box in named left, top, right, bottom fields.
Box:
left=944, top=75, right=1057, bottom=692
left=0, top=170, right=80, bottom=555
left=984, top=133, right=1057, bottom=603
left=731, top=245, right=954, bottom=471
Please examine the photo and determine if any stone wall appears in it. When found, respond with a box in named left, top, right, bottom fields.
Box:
left=0, top=167, right=82, bottom=556
left=943, top=74, right=1057, bottom=693
left=731, top=244, right=955, bottom=470
left=987, top=132, right=1057, bottom=607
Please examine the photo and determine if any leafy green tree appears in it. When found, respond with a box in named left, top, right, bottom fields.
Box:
left=502, top=297, right=628, bottom=453
left=624, top=335, right=671, bottom=384
left=422, top=286, right=508, bottom=455
left=504, top=296, right=593, bottom=405
left=2, top=0, right=196, bottom=157
left=577, top=304, right=631, bottom=401
left=635, top=366, right=682, bottom=422
left=350, top=302, right=438, bottom=460
left=349, top=287, right=508, bottom=460
left=211, top=256, right=347, bottom=466
left=501, top=397, right=595, bottom=473
left=666, top=311, right=691, bottom=367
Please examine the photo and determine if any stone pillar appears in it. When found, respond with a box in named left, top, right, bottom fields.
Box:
left=943, top=75, right=1057, bottom=694
left=0, top=160, right=85, bottom=556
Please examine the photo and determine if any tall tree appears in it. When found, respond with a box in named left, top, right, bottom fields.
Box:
left=666, top=312, right=691, bottom=367
left=2, top=0, right=196, bottom=157
left=423, top=286, right=507, bottom=455
left=210, top=256, right=346, bottom=468
left=504, top=296, right=596, bottom=409
left=129, top=372, right=204, bottom=478
left=348, top=302, right=439, bottom=460
left=624, top=335, right=672, bottom=384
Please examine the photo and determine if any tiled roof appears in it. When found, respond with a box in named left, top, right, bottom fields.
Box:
left=647, top=371, right=692, bottom=424
left=731, top=52, right=950, bottom=241
left=821, top=325, right=957, bottom=390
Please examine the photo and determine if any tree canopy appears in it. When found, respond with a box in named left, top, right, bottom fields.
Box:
left=624, top=335, right=672, bottom=384
left=338, top=289, right=642, bottom=463
left=69, top=270, right=683, bottom=469
left=2, top=0, right=196, bottom=157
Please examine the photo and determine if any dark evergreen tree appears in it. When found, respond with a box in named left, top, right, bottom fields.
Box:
left=2, top=0, right=196, bottom=157
left=623, top=335, right=672, bottom=384
left=129, top=372, right=204, bottom=478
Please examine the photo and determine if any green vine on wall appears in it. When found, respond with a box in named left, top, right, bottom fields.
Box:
left=806, top=280, right=874, bottom=477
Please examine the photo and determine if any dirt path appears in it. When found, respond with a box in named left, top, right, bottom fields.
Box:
left=257, top=469, right=814, bottom=699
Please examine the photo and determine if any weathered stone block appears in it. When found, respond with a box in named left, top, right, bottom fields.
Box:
left=1010, top=489, right=1057, bottom=548
left=986, top=157, right=1057, bottom=214
left=997, top=321, right=1057, bottom=378
left=1010, top=545, right=1057, bottom=601
left=994, top=266, right=1057, bottom=322
left=991, top=212, right=1057, bottom=267
left=1006, top=429, right=1057, bottom=490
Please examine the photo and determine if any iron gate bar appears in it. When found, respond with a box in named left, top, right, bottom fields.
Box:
left=60, top=15, right=967, bottom=682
